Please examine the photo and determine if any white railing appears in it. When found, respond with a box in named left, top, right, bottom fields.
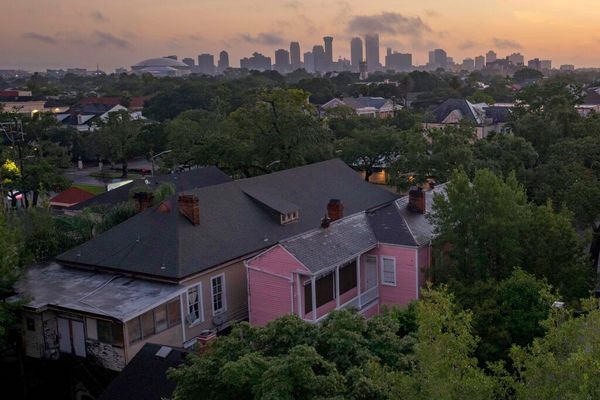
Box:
left=310, top=286, right=379, bottom=323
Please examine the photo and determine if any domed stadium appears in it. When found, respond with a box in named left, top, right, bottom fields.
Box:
left=131, top=57, right=191, bottom=77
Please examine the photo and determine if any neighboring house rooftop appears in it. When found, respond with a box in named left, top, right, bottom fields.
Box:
left=431, top=98, right=486, bottom=125
left=98, top=343, right=188, bottom=400
left=70, top=166, right=232, bottom=211
left=321, top=96, right=397, bottom=112
left=49, top=187, right=94, bottom=208
left=57, top=159, right=399, bottom=280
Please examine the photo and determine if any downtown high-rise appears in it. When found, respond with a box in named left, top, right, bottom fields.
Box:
left=364, top=34, right=380, bottom=72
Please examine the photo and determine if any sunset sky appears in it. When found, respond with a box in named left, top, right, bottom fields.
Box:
left=2, top=0, right=599, bottom=71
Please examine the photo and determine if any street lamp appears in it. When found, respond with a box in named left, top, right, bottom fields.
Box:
left=150, top=150, right=172, bottom=177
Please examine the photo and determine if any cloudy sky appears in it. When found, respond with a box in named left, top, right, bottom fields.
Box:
left=2, top=0, right=599, bottom=71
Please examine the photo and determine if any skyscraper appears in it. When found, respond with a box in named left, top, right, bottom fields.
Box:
left=290, top=42, right=301, bottom=71
left=303, top=51, right=314, bottom=73
left=217, top=50, right=229, bottom=73
left=350, top=37, right=363, bottom=72
left=486, top=50, right=497, bottom=65
left=239, top=52, right=271, bottom=71
left=313, top=45, right=326, bottom=73
left=428, top=49, right=447, bottom=70
left=323, top=36, right=333, bottom=71
left=541, top=60, right=552, bottom=70
left=182, top=58, right=195, bottom=67
left=508, top=53, right=524, bottom=66
left=385, top=51, right=412, bottom=72
left=197, top=53, right=215, bottom=75
left=274, top=49, right=291, bottom=74
left=474, top=55, right=485, bottom=70
left=364, top=34, right=380, bottom=72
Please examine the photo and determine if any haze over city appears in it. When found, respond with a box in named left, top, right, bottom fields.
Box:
left=2, top=0, right=600, bottom=70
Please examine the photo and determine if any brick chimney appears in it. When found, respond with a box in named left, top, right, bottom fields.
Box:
left=133, top=192, right=154, bottom=213
left=178, top=194, right=200, bottom=225
left=408, top=187, right=426, bottom=214
left=327, top=199, right=344, bottom=221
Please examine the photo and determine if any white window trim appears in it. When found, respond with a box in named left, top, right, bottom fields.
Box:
left=380, top=256, right=397, bottom=286
left=186, top=282, right=204, bottom=327
left=211, top=273, right=227, bottom=316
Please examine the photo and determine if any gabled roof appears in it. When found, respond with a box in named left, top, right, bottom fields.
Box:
left=50, top=187, right=94, bottom=207
left=70, top=167, right=232, bottom=211
left=273, top=185, right=448, bottom=274
left=432, top=99, right=485, bottom=125
left=57, top=159, right=399, bottom=280
left=282, top=213, right=377, bottom=273
left=98, top=343, right=188, bottom=400
left=321, top=96, right=391, bottom=111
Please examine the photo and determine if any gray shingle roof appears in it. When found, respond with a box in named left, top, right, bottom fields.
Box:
left=367, top=203, right=418, bottom=246
left=282, top=213, right=377, bottom=273
left=395, top=184, right=447, bottom=246
left=70, top=166, right=231, bottom=211
left=432, top=99, right=483, bottom=125
left=57, top=159, right=399, bottom=280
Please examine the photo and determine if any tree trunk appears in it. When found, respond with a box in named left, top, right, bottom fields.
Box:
left=121, top=159, right=128, bottom=178
left=364, top=169, right=372, bottom=182
left=589, top=225, right=600, bottom=270
left=32, top=190, right=39, bottom=207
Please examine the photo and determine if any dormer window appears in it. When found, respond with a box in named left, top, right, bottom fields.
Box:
left=280, top=210, right=299, bottom=225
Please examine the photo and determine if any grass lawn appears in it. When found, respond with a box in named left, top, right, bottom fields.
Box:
left=72, top=184, right=105, bottom=195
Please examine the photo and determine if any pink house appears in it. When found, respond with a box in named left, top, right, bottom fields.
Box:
left=246, top=186, right=446, bottom=325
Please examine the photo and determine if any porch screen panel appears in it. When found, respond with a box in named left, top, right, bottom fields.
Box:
left=339, top=261, right=358, bottom=294
left=304, top=272, right=335, bottom=313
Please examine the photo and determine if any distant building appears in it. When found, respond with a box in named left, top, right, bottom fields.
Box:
left=508, top=53, right=524, bottom=66
left=290, top=42, right=301, bottom=70
left=335, top=58, right=352, bottom=71
left=323, top=36, right=333, bottom=71
left=0, top=90, right=32, bottom=101
left=217, top=51, right=229, bottom=74
left=115, top=68, right=128, bottom=75
left=304, top=51, right=315, bottom=73
left=350, top=37, right=363, bottom=72
left=385, top=51, right=412, bottom=72
left=461, top=58, right=475, bottom=71
left=365, top=34, right=380, bottom=72
left=164, top=55, right=178, bottom=60
left=541, top=60, right=552, bottom=70
left=240, top=52, right=272, bottom=71
left=560, top=64, right=575, bottom=72
left=197, top=54, right=215, bottom=75
left=274, top=49, right=291, bottom=74
left=474, top=56, right=485, bottom=70
left=321, top=96, right=402, bottom=118
left=131, top=57, right=191, bottom=77
left=429, top=49, right=447, bottom=70
left=359, top=61, right=368, bottom=80
left=182, top=58, right=195, bottom=67
left=66, top=68, right=88, bottom=76
left=313, top=45, right=326, bottom=73
left=486, top=50, right=497, bottom=65
left=57, top=97, right=146, bottom=132
left=528, top=58, right=542, bottom=71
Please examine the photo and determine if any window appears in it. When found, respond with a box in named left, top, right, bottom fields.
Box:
left=97, top=320, right=124, bottom=347
left=339, top=261, right=358, bottom=294
left=154, top=304, right=168, bottom=333
left=187, top=284, right=203, bottom=324
left=167, top=298, right=181, bottom=326
left=26, top=317, right=35, bottom=331
left=381, top=257, right=397, bottom=286
left=211, top=274, right=227, bottom=315
left=127, top=298, right=182, bottom=345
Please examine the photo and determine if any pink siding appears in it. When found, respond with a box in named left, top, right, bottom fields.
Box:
left=247, top=245, right=309, bottom=325
left=361, top=302, right=379, bottom=318
left=301, top=286, right=358, bottom=320
left=369, top=245, right=418, bottom=308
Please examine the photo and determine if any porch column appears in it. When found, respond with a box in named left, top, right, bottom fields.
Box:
left=311, top=276, right=317, bottom=321
left=357, top=256, right=362, bottom=309
left=335, top=265, right=340, bottom=308
left=296, top=273, right=303, bottom=317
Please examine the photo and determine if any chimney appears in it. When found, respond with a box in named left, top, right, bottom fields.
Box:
left=196, top=330, right=217, bottom=354
left=178, top=194, right=200, bottom=225
left=327, top=199, right=344, bottom=221
left=133, top=192, right=154, bottom=213
left=408, top=187, right=426, bottom=214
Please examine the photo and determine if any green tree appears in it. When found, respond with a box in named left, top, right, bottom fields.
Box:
left=97, top=110, right=144, bottom=177
left=510, top=297, right=600, bottom=399
left=393, top=287, right=499, bottom=400
left=336, top=126, right=400, bottom=182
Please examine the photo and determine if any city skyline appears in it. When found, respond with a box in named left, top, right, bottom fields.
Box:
left=2, top=0, right=600, bottom=70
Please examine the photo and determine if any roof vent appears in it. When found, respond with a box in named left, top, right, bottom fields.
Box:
left=155, top=346, right=172, bottom=358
